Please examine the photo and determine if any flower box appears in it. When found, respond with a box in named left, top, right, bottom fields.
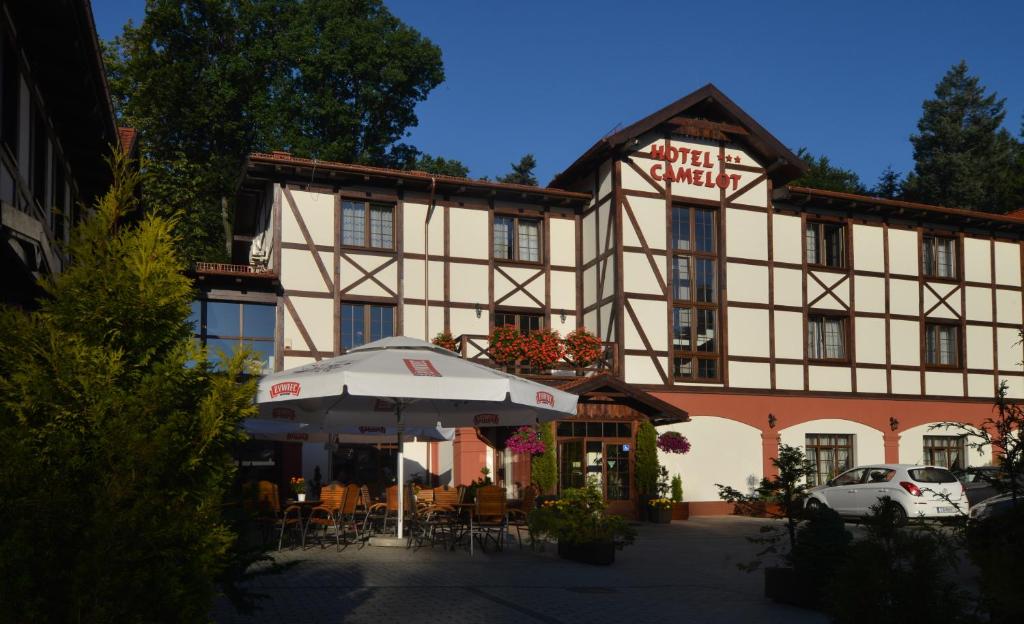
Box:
left=557, top=540, right=615, bottom=565
left=671, top=502, right=690, bottom=521
left=649, top=506, right=672, bottom=523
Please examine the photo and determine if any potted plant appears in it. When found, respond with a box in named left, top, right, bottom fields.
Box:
left=431, top=330, right=458, bottom=352
left=528, top=482, right=636, bottom=565
left=506, top=426, right=546, bottom=455
left=289, top=476, right=307, bottom=502
left=488, top=325, right=524, bottom=365
left=715, top=444, right=818, bottom=607
left=564, top=327, right=603, bottom=369
left=648, top=497, right=673, bottom=523
left=671, top=474, right=689, bottom=520
left=521, top=328, right=565, bottom=371
left=635, top=421, right=659, bottom=520
left=656, top=431, right=692, bottom=455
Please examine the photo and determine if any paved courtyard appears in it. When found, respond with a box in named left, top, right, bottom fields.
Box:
left=213, top=517, right=828, bottom=623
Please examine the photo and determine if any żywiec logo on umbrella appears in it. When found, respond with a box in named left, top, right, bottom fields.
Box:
left=270, top=381, right=301, bottom=398
left=285, top=432, right=308, bottom=441
left=474, top=414, right=500, bottom=426
left=536, top=391, right=555, bottom=407
left=403, top=359, right=441, bottom=377
left=359, top=426, right=386, bottom=434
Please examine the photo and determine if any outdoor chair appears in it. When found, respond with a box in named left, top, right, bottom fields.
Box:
left=467, top=485, right=508, bottom=556
left=254, top=480, right=304, bottom=550
left=432, top=486, right=459, bottom=507
left=506, top=484, right=538, bottom=549
left=304, top=483, right=353, bottom=550
left=415, top=487, right=434, bottom=508
left=363, top=485, right=400, bottom=535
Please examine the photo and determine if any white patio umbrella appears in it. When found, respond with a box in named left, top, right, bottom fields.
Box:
left=254, top=336, right=578, bottom=539
left=242, top=418, right=455, bottom=445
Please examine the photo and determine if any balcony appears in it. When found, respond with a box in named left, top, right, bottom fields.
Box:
left=193, top=262, right=277, bottom=278
left=454, top=334, right=619, bottom=379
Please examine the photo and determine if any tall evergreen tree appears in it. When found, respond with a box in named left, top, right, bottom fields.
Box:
left=106, top=0, right=446, bottom=261
left=0, top=151, right=257, bottom=620
left=497, top=154, right=539, bottom=186
left=413, top=153, right=471, bottom=178
left=871, top=165, right=904, bottom=199
left=790, top=147, right=866, bottom=194
left=903, top=61, right=1022, bottom=212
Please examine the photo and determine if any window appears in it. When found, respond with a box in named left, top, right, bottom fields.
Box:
left=1, top=34, right=18, bottom=159
left=52, top=158, right=65, bottom=242
left=808, top=314, right=846, bottom=361
left=341, top=303, right=394, bottom=350
left=925, top=323, right=959, bottom=367
left=805, top=221, right=846, bottom=267
left=493, top=215, right=541, bottom=262
left=556, top=421, right=632, bottom=500
left=31, top=108, right=47, bottom=208
left=922, top=235, right=956, bottom=279
left=341, top=200, right=393, bottom=249
left=494, top=310, right=541, bottom=334
left=192, top=300, right=276, bottom=373
left=672, top=205, right=719, bottom=380
left=806, top=434, right=854, bottom=487
left=923, top=436, right=965, bottom=470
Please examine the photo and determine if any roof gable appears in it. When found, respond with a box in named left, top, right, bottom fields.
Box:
left=551, top=83, right=806, bottom=188
left=559, top=374, right=688, bottom=426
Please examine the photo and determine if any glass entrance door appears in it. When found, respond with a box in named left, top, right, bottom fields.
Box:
left=559, top=440, right=585, bottom=491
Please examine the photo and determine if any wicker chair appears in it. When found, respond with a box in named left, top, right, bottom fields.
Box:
left=304, top=483, right=349, bottom=549
left=468, top=485, right=508, bottom=556
left=506, top=484, right=539, bottom=548
left=254, top=480, right=304, bottom=550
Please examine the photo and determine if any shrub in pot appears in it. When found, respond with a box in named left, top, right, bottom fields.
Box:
left=648, top=498, right=673, bottom=523
left=528, top=483, right=636, bottom=565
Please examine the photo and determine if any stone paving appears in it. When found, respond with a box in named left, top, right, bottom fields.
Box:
left=212, top=516, right=828, bottom=624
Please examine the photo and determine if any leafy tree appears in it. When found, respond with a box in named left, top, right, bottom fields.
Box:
left=872, top=165, right=904, bottom=199
left=413, top=153, right=471, bottom=178
left=790, top=147, right=866, bottom=193
left=531, top=422, right=557, bottom=494
left=106, top=0, right=446, bottom=261
left=497, top=154, right=539, bottom=186
left=635, top=421, right=659, bottom=496
left=0, top=151, right=258, bottom=621
left=903, top=61, right=1023, bottom=212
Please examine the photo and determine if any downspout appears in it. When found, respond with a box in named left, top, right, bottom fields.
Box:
left=424, top=177, right=437, bottom=339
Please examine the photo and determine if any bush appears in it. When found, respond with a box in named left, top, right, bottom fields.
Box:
left=528, top=484, right=636, bottom=547
left=0, top=152, right=257, bottom=621
left=635, top=422, right=659, bottom=497
left=671, top=475, right=683, bottom=502
left=530, top=423, right=557, bottom=494
left=789, top=507, right=851, bottom=607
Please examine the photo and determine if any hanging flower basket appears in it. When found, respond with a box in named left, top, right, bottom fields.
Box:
left=506, top=426, right=546, bottom=455
left=489, top=325, right=524, bottom=364
left=657, top=432, right=692, bottom=454
left=564, top=327, right=603, bottom=367
left=432, top=330, right=458, bottom=352
left=522, top=328, right=565, bottom=369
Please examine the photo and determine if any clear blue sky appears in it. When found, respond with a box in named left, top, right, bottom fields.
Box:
left=92, top=0, right=1024, bottom=188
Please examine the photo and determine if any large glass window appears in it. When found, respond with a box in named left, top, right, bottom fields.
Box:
left=341, top=303, right=394, bottom=350
left=922, top=235, right=956, bottom=279
left=925, top=323, right=959, bottom=367
left=805, top=222, right=846, bottom=267
left=556, top=421, right=632, bottom=500
left=672, top=205, right=718, bottom=381
left=192, top=300, right=276, bottom=373
left=493, top=215, right=541, bottom=262
left=924, top=435, right=965, bottom=470
left=806, top=434, right=854, bottom=487
left=342, top=200, right=393, bottom=249
left=808, top=314, right=846, bottom=361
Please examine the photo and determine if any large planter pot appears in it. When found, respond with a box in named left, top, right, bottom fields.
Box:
left=764, top=567, right=816, bottom=608
left=557, top=540, right=615, bottom=565
left=649, top=506, right=672, bottom=523
left=671, top=502, right=690, bottom=520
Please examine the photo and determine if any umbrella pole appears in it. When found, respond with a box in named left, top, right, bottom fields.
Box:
left=396, top=403, right=404, bottom=540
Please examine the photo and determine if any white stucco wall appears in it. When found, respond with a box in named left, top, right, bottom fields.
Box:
left=656, top=417, right=763, bottom=502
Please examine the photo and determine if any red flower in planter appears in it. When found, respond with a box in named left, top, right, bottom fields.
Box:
left=564, top=327, right=603, bottom=367
left=506, top=426, right=546, bottom=454
left=432, top=331, right=458, bottom=352
left=522, top=328, right=565, bottom=369
left=489, top=325, right=525, bottom=364
left=657, top=431, right=691, bottom=454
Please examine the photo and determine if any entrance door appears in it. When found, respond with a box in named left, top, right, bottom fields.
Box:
left=559, top=440, right=585, bottom=492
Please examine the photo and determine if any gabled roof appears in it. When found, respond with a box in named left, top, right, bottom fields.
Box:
left=550, top=83, right=806, bottom=189
left=558, top=373, right=689, bottom=426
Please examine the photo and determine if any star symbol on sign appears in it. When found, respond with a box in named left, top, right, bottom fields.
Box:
left=725, top=155, right=733, bottom=163
left=734, top=155, right=741, bottom=163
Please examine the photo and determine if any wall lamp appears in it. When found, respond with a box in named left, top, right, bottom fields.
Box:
left=475, top=303, right=481, bottom=318
left=889, top=417, right=899, bottom=432
left=767, top=413, right=777, bottom=429
left=559, top=309, right=567, bottom=323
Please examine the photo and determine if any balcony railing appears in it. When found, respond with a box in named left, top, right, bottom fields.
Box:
left=193, top=262, right=276, bottom=278
left=454, top=334, right=618, bottom=378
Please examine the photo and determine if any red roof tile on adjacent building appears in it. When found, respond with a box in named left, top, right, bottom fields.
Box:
left=117, top=127, right=138, bottom=154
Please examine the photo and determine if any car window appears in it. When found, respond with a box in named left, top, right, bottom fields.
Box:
left=833, top=468, right=867, bottom=486
left=909, top=467, right=957, bottom=483
left=867, top=469, right=895, bottom=483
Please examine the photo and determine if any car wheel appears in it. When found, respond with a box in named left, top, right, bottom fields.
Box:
left=805, top=498, right=824, bottom=516
left=886, top=502, right=907, bottom=527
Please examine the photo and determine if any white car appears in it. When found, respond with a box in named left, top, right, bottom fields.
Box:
left=805, top=464, right=968, bottom=525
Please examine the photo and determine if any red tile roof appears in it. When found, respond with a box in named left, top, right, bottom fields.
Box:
left=117, top=127, right=138, bottom=154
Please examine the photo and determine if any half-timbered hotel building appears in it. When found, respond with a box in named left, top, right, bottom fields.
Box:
left=196, top=84, right=1024, bottom=515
